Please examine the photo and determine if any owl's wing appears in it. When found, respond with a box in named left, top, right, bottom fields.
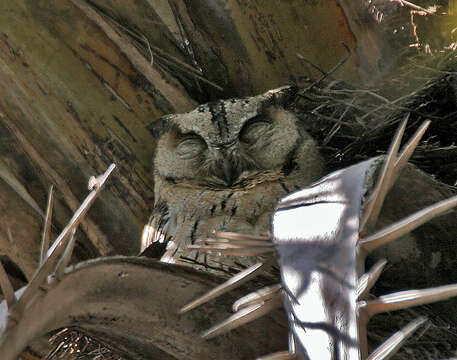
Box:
left=139, top=203, right=171, bottom=259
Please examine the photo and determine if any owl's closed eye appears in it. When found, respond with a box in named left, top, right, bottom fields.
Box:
left=175, top=135, right=207, bottom=160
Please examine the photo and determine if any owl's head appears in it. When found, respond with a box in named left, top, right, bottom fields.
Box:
left=150, top=86, right=322, bottom=190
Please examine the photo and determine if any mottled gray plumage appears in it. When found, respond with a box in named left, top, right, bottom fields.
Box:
left=144, top=87, right=323, bottom=272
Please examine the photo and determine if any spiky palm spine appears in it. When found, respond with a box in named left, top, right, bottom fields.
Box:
left=180, top=119, right=457, bottom=359
left=2, top=120, right=457, bottom=359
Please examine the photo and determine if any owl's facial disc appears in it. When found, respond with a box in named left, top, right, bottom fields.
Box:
left=153, top=99, right=316, bottom=192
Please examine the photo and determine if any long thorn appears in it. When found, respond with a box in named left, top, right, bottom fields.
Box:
left=197, top=238, right=274, bottom=247
left=257, top=351, right=296, bottom=360
left=360, top=195, right=457, bottom=253
left=360, top=283, right=457, bottom=318
left=201, top=296, right=282, bottom=339
left=40, top=185, right=54, bottom=266
left=359, top=309, right=370, bottom=359
left=54, top=228, right=77, bottom=281
left=389, top=120, right=430, bottom=189
left=233, top=284, right=282, bottom=312
left=357, top=259, right=387, bottom=299
left=5, top=227, right=13, bottom=244
left=361, top=117, right=408, bottom=231
left=288, top=329, right=296, bottom=355
left=186, top=245, right=274, bottom=256
left=15, top=164, right=115, bottom=315
left=180, top=262, right=267, bottom=314
left=212, top=230, right=271, bottom=241
left=367, top=317, right=427, bottom=360
left=0, top=260, right=16, bottom=308
left=47, top=164, right=115, bottom=259
left=396, top=0, right=435, bottom=14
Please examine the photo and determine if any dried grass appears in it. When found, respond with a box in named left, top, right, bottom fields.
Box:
left=46, top=328, right=125, bottom=360
left=292, top=51, right=457, bottom=187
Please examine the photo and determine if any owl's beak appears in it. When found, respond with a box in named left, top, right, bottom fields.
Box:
left=223, top=157, right=238, bottom=186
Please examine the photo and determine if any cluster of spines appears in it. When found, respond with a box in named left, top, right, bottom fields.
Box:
left=0, top=164, right=115, bottom=332
left=180, top=117, right=457, bottom=360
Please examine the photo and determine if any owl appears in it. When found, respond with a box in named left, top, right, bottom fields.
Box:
left=142, top=86, right=324, bottom=273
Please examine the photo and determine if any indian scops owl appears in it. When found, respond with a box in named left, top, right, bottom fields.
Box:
left=143, top=87, right=324, bottom=272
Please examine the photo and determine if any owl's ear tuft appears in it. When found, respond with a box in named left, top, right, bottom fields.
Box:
left=264, top=85, right=298, bottom=109
left=147, top=115, right=179, bottom=139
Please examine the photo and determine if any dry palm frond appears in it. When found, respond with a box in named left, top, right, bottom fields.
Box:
left=181, top=120, right=457, bottom=359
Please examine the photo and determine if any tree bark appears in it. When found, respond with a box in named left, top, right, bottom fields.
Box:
left=0, top=0, right=199, bottom=270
